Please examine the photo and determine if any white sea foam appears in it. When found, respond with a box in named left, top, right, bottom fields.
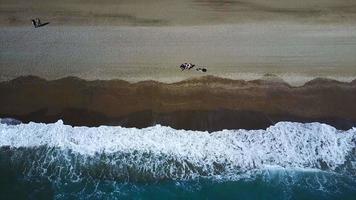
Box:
left=0, top=118, right=21, bottom=125
left=0, top=120, right=355, bottom=175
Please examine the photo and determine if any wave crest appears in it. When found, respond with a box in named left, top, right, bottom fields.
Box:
left=0, top=120, right=355, bottom=181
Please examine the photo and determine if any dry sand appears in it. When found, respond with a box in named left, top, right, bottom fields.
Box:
left=1, top=23, right=356, bottom=85
left=1, top=0, right=356, bottom=85
left=1, top=0, right=356, bottom=26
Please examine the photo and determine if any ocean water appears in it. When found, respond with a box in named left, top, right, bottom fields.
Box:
left=0, top=119, right=355, bottom=199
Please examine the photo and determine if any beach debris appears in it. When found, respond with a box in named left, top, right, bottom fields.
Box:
left=31, top=18, right=49, bottom=28
left=196, top=68, right=207, bottom=73
left=180, top=63, right=195, bottom=71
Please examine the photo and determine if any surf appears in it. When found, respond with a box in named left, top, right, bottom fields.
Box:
left=1, top=119, right=355, bottom=180
left=1, top=119, right=355, bottom=199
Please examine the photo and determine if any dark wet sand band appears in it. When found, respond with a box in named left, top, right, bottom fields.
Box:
left=1, top=76, right=355, bottom=131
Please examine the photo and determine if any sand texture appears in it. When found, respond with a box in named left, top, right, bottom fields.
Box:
left=1, top=76, right=355, bottom=131
left=1, top=24, right=356, bottom=85
left=1, top=0, right=356, bottom=26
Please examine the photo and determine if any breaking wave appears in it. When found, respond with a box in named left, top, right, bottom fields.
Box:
left=0, top=119, right=355, bottom=182
left=1, top=119, right=356, bottom=199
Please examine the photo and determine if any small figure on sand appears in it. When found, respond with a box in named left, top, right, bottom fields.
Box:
left=31, top=18, right=49, bottom=28
left=179, top=63, right=207, bottom=72
left=180, top=63, right=195, bottom=71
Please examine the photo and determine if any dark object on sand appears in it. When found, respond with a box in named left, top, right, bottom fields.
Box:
left=31, top=18, right=41, bottom=28
left=180, top=63, right=195, bottom=71
left=31, top=18, right=50, bottom=28
left=196, top=68, right=207, bottom=72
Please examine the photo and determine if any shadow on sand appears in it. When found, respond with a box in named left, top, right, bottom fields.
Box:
left=38, top=22, right=50, bottom=27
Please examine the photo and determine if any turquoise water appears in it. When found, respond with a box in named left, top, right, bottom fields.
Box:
left=1, top=164, right=355, bottom=199
left=0, top=120, right=355, bottom=199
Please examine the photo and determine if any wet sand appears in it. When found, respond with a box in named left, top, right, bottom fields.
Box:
left=1, top=76, right=355, bottom=131
left=1, top=1, right=356, bottom=130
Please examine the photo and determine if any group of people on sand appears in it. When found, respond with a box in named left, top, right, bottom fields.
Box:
left=180, top=63, right=207, bottom=72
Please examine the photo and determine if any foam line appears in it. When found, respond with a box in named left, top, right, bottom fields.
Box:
left=1, top=120, right=354, bottom=173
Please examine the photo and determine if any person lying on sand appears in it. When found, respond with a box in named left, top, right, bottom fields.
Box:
left=180, top=63, right=195, bottom=71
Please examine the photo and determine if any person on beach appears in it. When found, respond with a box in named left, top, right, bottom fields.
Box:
left=31, top=19, right=38, bottom=28
left=31, top=18, right=41, bottom=28
left=180, top=63, right=195, bottom=71
left=31, top=18, right=43, bottom=28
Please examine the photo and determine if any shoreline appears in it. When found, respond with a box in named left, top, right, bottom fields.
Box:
left=2, top=74, right=356, bottom=87
left=1, top=75, right=355, bottom=131
left=2, top=73, right=356, bottom=87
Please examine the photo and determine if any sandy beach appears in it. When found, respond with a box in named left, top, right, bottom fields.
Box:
left=1, top=0, right=356, bottom=127
left=1, top=75, right=355, bottom=131
left=1, top=0, right=356, bottom=128
left=2, top=0, right=356, bottom=26
left=1, top=24, right=356, bottom=85
left=1, top=0, right=356, bottom=85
